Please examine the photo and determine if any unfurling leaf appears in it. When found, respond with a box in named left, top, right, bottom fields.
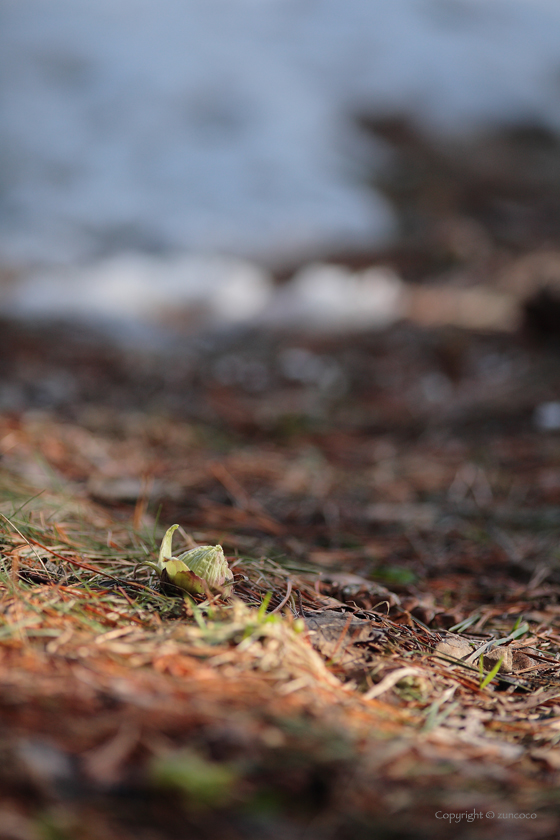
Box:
left=157, top=524, right=233, bottom=596
left=159, top=523, right=179, bottom=567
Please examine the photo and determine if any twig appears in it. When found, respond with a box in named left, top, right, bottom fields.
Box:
left=364, top=667, right=421, bottom=700
left=270, top=579, right=293, bottom=614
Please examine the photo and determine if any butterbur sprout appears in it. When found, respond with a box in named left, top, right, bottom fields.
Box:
left=146, top=524, right=234, bottom=596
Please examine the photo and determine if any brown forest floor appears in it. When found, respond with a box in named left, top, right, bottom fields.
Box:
left=0, top=311, right=559, bottom=840
left=2, top=125, right=560, bottom=840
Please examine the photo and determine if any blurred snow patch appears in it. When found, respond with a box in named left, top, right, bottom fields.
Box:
left=4, top=255, right=273, bottom=325
left=263, top=264, right=406, bottom=332
left=1, top=255, right=408, bottom=334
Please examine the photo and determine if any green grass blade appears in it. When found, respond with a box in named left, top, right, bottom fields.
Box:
left=258, top=591, right=272, bottom=620
left=480, top=656, right=504, bottom=689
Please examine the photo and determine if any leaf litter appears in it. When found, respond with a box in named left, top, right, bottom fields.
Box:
left=1, top=318, right=560, bottom=840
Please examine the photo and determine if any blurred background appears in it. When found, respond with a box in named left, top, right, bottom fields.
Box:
left=3, top=0, right=560, bottom=333
left=1, top=0, right=560, bottom=456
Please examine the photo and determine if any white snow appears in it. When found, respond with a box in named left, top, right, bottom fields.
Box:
left=2, top=0, right=560, bottom=323
left=5, top=256, right=406, bottom=334
left=261, top=263, right=406, bottom=332
left=4, top=254, right=274, bottom=324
